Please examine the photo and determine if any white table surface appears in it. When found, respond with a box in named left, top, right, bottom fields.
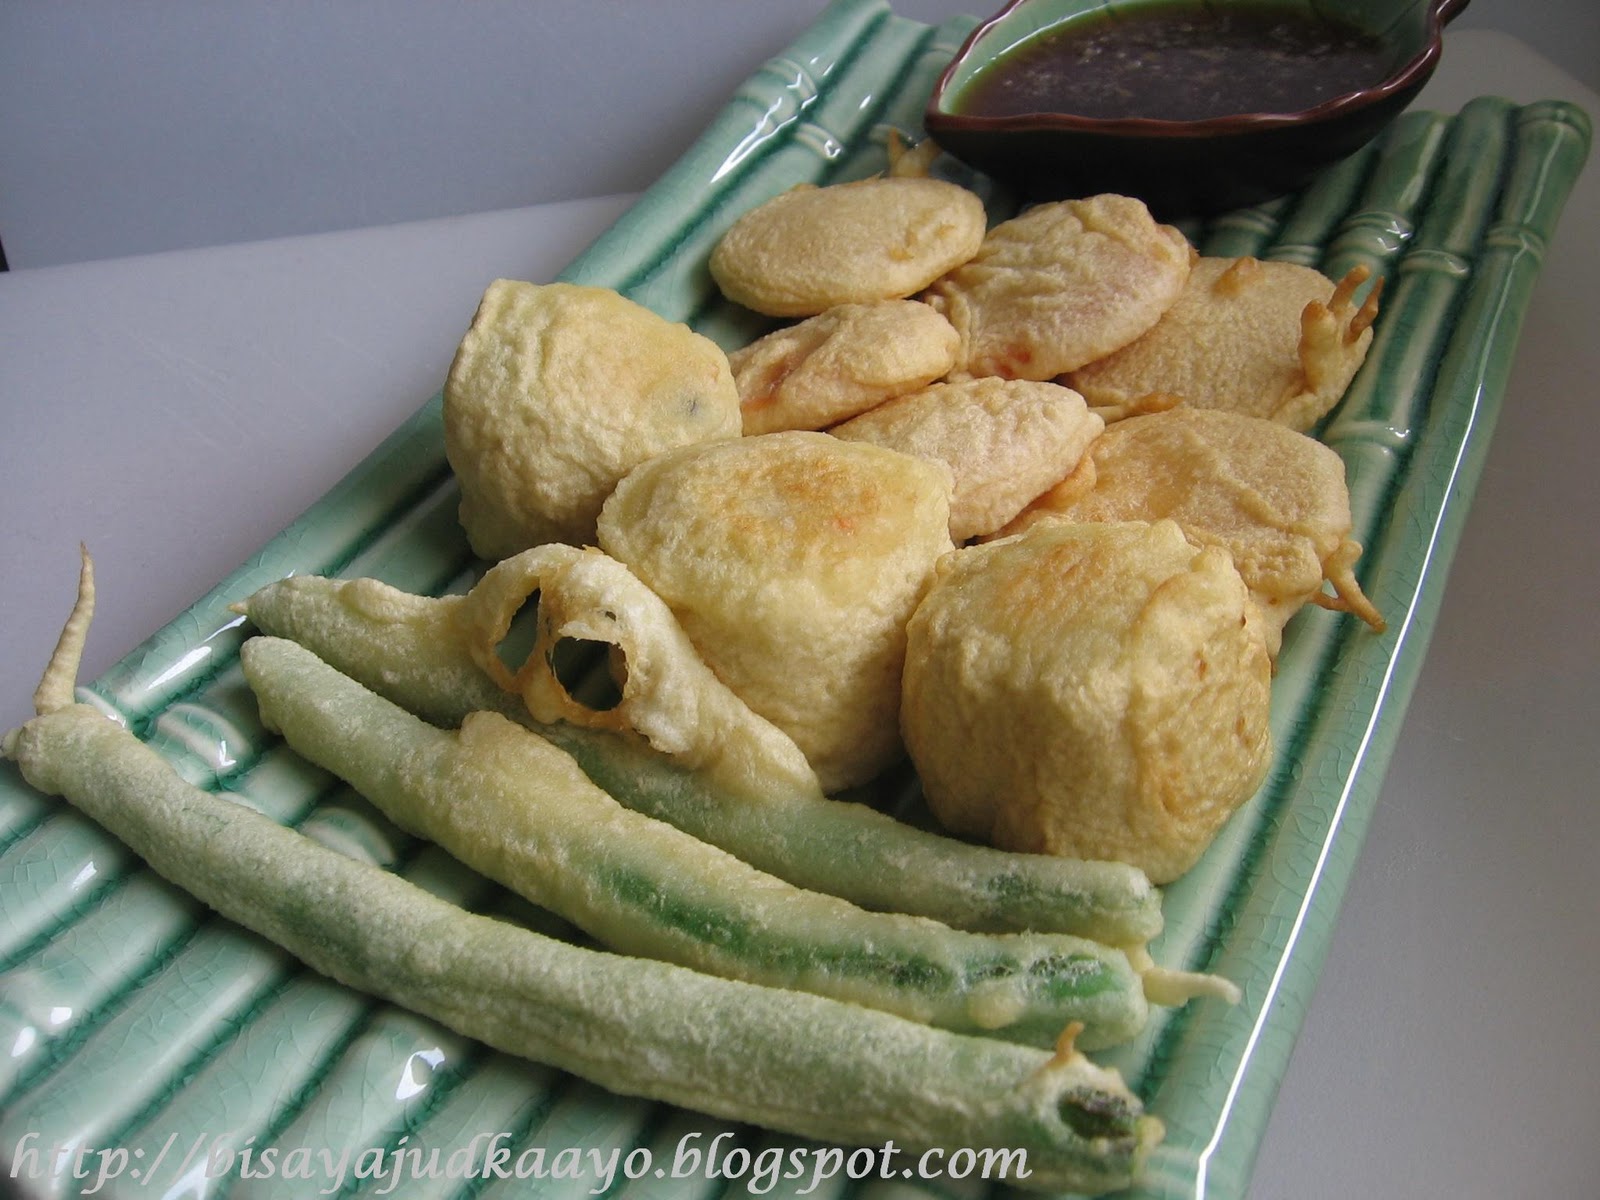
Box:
left=4, top=0, right=1593, bottom=270
left=2, top=25, right=1597, bottom=1200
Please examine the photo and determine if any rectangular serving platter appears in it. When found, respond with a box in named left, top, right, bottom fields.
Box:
left=0, top=2, right=1591, bottom=1197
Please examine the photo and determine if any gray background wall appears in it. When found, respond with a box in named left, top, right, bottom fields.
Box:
left=1, top=0, right=1594, bottom=270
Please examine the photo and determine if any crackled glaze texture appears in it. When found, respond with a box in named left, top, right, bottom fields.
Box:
left=0, top=1, right=1590, bottom=1197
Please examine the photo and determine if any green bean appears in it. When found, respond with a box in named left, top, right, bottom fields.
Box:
left=4, top=557, right=1161, bottom=1196
left=240, top=574, right=1164, bottom=946
left=239, top=635, right=1149, bottom=1049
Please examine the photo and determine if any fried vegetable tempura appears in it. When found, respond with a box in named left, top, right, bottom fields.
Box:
left=709, top=177, right=987, bottom=318
left=730, top=301, right=960, bottom=435
left=1003, top=408, right=1385, bottom=655
left=1068, top=256, right=1381, bottom=430
left=831, top=378, right=1103, bottom=542
left=457, top=544, right=825, bottom=802
left=444, top=281, right=740, bottom=559
left=903, top=520, right=1274, bottom=884
left=597, top=432, right=954, bottom=791
left=924, top=194, right=1193, bottom=381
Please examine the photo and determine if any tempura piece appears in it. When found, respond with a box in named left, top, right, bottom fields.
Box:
left=1067, top=256, right=1381, bottom=431
left=924, top=194, right=1193, bottom=381
left=597, top=432, right=954, bottom=791
left=457, top=544, right=825, bottom=803
left=1003, top=408, right=1384, bottom=655
left=731, top=301, right=960, bottom=435
left=831, top=378, right=1103, bottom=541
left=903, top=520, right=1274, bottom=884
left=709, top=177, right=987, bottom=317
left=444, top=281, right=741, bottom=559
left=884, top=129, right=943, bottom=179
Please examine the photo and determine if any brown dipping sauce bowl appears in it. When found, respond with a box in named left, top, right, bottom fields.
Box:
left=925, top=0, right=1470, bottom=219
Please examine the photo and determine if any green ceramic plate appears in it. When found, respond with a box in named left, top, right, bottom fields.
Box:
left=0, top=2, right=1590, bottom=1198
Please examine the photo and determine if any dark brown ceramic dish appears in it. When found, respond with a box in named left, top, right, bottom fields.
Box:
left=925, top=0, right=1469, bottom=218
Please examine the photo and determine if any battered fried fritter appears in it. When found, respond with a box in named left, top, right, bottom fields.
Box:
left=1067, top=256, right=1381, bottom=431
left=903, top=520, right=1274, bottom=884
left=709, top=177, right=987, bottom=318
left=444, top=281, right=741, bottom=559
left=458, top=544, right=824, bottom=803
left=830, top=378, right=1103, bottom=541
left=1003, top=408, right=1385, bottom=655
left=924, top=194, right=1193, bottom=381
left=730, top=301, right=960, bottom=435
left=596, top=432, right=954, bottom=791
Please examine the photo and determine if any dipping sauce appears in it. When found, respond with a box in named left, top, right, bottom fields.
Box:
left=957, top=2, right=1393, bottom=122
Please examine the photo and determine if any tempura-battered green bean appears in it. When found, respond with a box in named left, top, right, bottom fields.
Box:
left=4, top=555, right=1162, bottom=1196
left=240, top=574, right=1165, bottom=945
left=239, top=634, right=1149, bottom=1048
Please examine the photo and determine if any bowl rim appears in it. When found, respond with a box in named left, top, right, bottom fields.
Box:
left=925, top=0, right=1469, bottom=139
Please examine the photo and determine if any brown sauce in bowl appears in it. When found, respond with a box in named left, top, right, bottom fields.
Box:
left=958, top=2, right=1394, bottom=122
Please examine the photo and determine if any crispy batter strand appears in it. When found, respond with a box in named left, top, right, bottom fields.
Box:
left=32, top=544, right=94, bottom=717
left=1311, top=538, right=1387, bottom=631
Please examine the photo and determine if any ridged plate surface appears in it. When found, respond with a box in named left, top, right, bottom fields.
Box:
left=0, top=2, right=1591, bottom=1197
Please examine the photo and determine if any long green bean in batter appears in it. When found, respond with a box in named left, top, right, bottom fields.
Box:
left=239, top=573, right=1165, bottom=946
left=239, top=634, right=1149, bottom=1048
left=3, top=554, right=1161, bottom=1196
